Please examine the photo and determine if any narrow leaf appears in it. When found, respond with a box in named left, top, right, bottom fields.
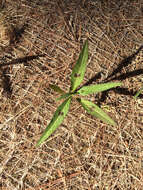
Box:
left=36, top=97, right=71, bottom=146
left=77, top=82, right=122, bottom=95
left=134, top=87, right=143, bottom=99
left=56, top=93, right=72, bottom=101
left=70, top=40, right=88, bottom=92
left=49, top=84, right=65, bottom=94
left=77, top=98, right=116, bottom=126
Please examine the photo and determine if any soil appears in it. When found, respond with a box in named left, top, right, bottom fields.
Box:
left=0, top=0, right=143, bottom=189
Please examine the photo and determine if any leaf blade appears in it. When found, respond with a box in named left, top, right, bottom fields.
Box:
left=56, top=93, right=72, bottom=101
left=70, top=40, right=88, bottom=92
left=134, top=87, right=143, bottom=99
left=77, top=82, right=122, bottom=95
left=36, top=97, right=71, bottom=146
left=77, top=98, right=116, bottom=126
left=49, top=84, right=65, bottom=94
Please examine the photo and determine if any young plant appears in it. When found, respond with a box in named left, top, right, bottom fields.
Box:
left=36, top=40, right=122, bottom=146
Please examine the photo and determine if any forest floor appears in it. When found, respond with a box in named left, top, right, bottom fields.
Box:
left=0, top=0, right=143, bottom=189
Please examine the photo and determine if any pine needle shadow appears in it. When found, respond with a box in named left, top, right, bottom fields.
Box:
left=98, top=86, right=143, bottom=106
left=1, top=67, right=12, bottom=98
left=0, top=54, right=45, bottom=97
left=114, top=87, right=143, bottom=98
left=81, top=72, right=102, bottom=87
left=0, top=54, right=45, bottom=68
left=107, top=69, right=143, bottom=81
left=96, top=45, right=143, bottom=104
left=106, top=45, right=143, bottom=80
left=98, top=45, right=143, bottom=103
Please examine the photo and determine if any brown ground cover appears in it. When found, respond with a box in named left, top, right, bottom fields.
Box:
left=0, top=0, right=143, bottom=189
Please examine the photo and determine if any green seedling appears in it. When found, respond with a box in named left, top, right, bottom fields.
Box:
left=36, top=40, right=122, bottom=146
left=134, top=86, right=143, bottom=99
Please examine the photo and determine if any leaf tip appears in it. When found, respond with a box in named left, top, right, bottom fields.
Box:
left=111, top=121, right=117, bottom=126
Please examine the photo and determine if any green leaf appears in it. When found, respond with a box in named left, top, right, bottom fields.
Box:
left=36, top=97, right=71, bottom=146
left=70, top=40, right=88, bottom=92
left=56, top=93, right=72, bottom=101
left=77, top=82, right=122, bottom=95
left=49, top=84, right=65, bottom=94
left=134, top=87, right=143, bottom=99
left=77, top=98, right=116, bottom=126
